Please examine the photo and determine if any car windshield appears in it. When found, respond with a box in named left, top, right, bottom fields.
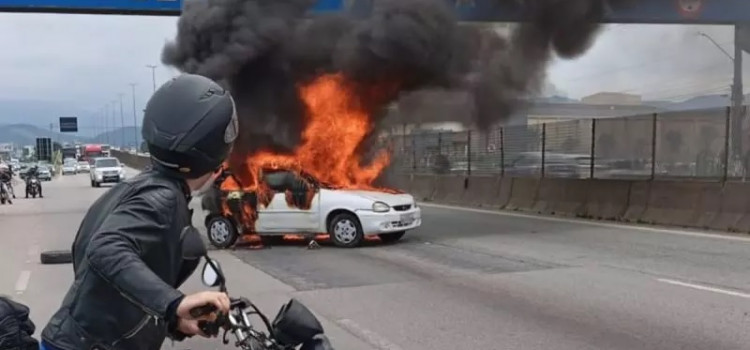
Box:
left=96, top=159, right=119, bottom=168
left=38, top=167, right=49, bottom=172
left=78, top=162, right=88, bottom=166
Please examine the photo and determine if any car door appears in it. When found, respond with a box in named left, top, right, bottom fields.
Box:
left=255, top=171, right=320, bottom=232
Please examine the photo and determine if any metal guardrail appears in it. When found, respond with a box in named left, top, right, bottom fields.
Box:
left=387, top=106, right=750, bottom=181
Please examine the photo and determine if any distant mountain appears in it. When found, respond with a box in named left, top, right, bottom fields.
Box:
left=0, top=123, right=91, bottom=146
left=0, top=99, right=96, bottom=133
left=0, top=123, right=143, bottom=149
left=93, top=126, right=142, bottom=149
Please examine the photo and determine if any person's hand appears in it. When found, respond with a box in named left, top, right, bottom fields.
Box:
left=176, top=318, right=209, bottom=338
left=176, top=291, right=230, bottom=319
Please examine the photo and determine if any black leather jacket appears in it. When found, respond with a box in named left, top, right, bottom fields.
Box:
left=41, top=170, right=200, bottom=350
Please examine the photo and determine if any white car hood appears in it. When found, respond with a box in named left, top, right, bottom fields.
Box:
left=96, top=167, right=121, bottom=172
left=335, top=189, right=414, bottom=205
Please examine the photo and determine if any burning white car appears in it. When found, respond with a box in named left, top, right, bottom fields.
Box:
left=202, top=169, right=421, bottom=248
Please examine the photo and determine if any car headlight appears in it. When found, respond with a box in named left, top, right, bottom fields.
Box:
left=372, top=201, right=390, bottom=213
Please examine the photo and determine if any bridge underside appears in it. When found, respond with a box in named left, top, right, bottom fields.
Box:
left=0, top=0, right=748, bottom=24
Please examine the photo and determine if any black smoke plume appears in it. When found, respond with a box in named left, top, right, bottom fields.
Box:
left=162, top=0, right=614, bottom=153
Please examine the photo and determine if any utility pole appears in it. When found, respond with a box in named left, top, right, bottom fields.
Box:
left=146, top=65, right=157, bottom=93
left=732, top=24, right=744, bottom=162
left=699, top=30, right=744, bottom=160
left=118, top=93, right=126, bottom=149
left=130, top=83, right=139, bottom=150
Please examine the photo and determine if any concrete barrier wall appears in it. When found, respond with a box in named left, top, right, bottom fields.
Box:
left=112, top=149, right=150, bottom=171
left=382, top=173, right=750, bottom=234
left=112, top=150, right=750, bottom=234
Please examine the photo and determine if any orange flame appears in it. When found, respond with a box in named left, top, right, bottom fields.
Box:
left=246, top=73, right=391, bottom=187
left=219, top=73, right=396, bottom=235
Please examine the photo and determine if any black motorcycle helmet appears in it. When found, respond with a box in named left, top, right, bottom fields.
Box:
left=141, top=74, right=238, bottom=179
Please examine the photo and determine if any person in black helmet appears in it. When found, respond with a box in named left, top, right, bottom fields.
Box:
left=40, top=74, right=237, bottom=350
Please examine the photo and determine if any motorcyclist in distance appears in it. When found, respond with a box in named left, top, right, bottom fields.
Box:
left=41, top=74, right=238, bottom=350
left=25, top=165, right=42, bottom=198
left=0, top=163, right=15, bottom=200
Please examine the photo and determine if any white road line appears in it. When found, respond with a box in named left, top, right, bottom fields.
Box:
left=335, top=318, right=403, bottom=350
left=419, top=202, right=750, bottom=243
left=15, top=271, right=31, bottom=295
left=656, top=278, right=750, bottom=299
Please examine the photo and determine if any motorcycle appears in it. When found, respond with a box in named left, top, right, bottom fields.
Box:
left=183, top=227, right=334, bottom=350
left=26, top=177, right=40, bottom=198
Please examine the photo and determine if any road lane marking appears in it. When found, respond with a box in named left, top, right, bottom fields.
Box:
left=15, top=271, right=31, bottom=294
left=335, top=318, right=403, bottom=350
left=656, top=278, right=750, bottom=299
left=419, top=202, right=750, bottom=243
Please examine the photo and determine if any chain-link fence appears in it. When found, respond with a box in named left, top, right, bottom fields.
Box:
left=389, top=106, right=750, bottom=181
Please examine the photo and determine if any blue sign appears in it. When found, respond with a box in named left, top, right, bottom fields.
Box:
left=0, top=0, right=344, bottom=15
left=0, top=0, right=749, bottom=24
left=59, top=116, right=78, bottom=133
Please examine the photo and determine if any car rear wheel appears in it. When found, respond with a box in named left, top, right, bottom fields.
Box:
left=328, top=213, right=364, bottom=248
left=378, top=231, right=406, bottom=244
left=207, top=216, right=239, bottom=249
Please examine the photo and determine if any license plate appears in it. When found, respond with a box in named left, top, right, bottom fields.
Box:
left=400, top=213, right=415, bottom=225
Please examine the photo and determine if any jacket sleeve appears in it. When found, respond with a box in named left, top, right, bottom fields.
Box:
left=85, top=186, right=185, bottom=319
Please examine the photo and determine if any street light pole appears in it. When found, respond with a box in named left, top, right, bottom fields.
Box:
left=104, top=105, right=110, bottom=145
left=130, top=83, right=139, bottom=151
left=111, top=101, right=117, bottom=147
left=118, top=93, right=126, bottom=149
left=146, top=65, right=157, bottom=93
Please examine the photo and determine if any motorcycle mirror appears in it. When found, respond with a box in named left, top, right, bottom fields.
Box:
left=201, top=258, right=225, bottom=288
left=272, top=299, right=324, bottom=347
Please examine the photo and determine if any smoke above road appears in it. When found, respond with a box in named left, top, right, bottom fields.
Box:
left=161, top=0, right=612, bottom=154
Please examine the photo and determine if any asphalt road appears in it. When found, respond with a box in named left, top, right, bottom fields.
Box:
left=2, top=169, right=750, bottom=350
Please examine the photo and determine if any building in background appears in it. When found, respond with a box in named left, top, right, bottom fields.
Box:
left=0, top=143, right=14, bottom=161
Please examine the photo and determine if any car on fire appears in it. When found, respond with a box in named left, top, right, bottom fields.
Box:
left=202, top=168, right=422, bottom=249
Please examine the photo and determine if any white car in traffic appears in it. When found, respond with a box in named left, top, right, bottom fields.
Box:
left=203, top=169, right=421, bottom=248
left=61, top=161, right=78, bottom=175
left=77, top=161, right=91, bottom=173
left=90, top=157, right=126, bottom=187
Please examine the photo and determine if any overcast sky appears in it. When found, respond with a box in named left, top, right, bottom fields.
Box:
left=0, top=13, right=746, bottom=129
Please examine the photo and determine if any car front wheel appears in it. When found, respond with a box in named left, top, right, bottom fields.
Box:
left=328, top=212, right=364, bottom=248
left=207, top=216, right=239, bottom=249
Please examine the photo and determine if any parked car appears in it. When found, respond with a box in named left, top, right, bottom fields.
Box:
left=90, top=157, right=125, bottom=187
left=203, top=168, right=422, bottom=249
